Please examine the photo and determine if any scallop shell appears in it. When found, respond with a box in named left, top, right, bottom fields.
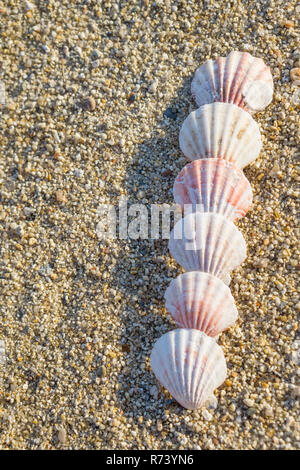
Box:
left=191, top=51, right=273, bottom=113
left=168, top=212, right=246, bottom=283
left=150, top=328, right=227, bottom=409
left=165, top=271, right=238, bottom=337
left=173, top=159, right=253, bottom=221
left=179, top=102, right=262, bottom=168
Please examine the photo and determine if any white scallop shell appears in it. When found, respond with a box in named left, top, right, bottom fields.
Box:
left=150, top=328, right=227, bottom=409
left=191, top=51, right=273, bottom=113
left=179, top=102, right=262, bottom=168
left=168, top=212, right=246, bottom=283
left=173, top=158, right=253, bottom=221
left=165, top=271, right=238, bottom=337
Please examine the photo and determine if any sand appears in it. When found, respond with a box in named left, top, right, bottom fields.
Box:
left=0, top=0, right=299, bottom=450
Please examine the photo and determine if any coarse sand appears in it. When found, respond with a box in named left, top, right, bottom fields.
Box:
left=0, top=0, right=299, bottom=450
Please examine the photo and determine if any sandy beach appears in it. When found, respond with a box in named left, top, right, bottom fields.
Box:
left=0, top=0, right=299, bottom=450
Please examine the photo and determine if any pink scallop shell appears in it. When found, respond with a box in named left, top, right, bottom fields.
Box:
left=191, top=51, right=273, bottom=113
left=165, top=271, right=238, bottom=337
left=173, top=159, right=253, bottom=222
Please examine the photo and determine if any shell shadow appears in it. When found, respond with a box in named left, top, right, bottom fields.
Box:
left=108, top=76, right=202, bottom=443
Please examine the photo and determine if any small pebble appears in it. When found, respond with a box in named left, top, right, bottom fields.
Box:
left=161, top=168, right=172, bottom=176
left=97, top=366, right=106, bottom=377
left=10, top=381, right=17, bottom=392
left=58, top=427, right=67, bottom=444
left=290, top=68, right=300, bottom=83
left=149, top=80, right=158, bottom=93
left=163, top=107, right=178, bottom=119
left=24, top=1, right=35, bottom=11
left=156, top=420, right=163, bottom=431
left=91, top=60, right=100, bottom=69
left=247, top=408, right=257, bottom=417
left=28, top=237, right=37, bottom=246
left=54, top=190, right=67, bottom=203
left=42, top=44, right=50, bottom=54
left=119, top=25, right=127, bottom=39
left=202, top=409, right=213, bottom=421
left=74, top=169, right=84, bottom=178
left=290, top=385, right=300, bottom=398
left=204, top=394, right=218, bottom=410
left=91, top=50, right=100, bottom=59
left=263, top=405, right=274, bottom=417
left=128, top=94, right=135, bottom=103
left=150, top=385, right=158, bottom=400
left=243, top=398, right=255, bottom=408
left=82, top=96, right=96, bottom=112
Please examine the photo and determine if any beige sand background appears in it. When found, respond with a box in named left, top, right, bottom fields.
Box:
left=0, top=0, right=299, bottom=449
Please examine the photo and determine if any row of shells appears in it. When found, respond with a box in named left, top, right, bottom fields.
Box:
left=150, top=51, right=273, bottom=410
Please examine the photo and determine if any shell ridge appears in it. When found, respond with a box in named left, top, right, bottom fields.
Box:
left=190, top=272, right=199, bottom=329
left=201, top=273, right=214, bottom=333
left=223, top=171, right=238, bottom=218
left=200, top=353, right=222, bottom=401
left=215, top=222, right=236, bottom=278
left=179, top=329, right=188, bottom=403
left=223, top=52, right=234, bottom=103
left=191, top=332, right=206, bottom=406
left=194, top=336, right=213, bottom=402
left=225, top=104, right=240, bottom=162
left=170, top=330, right=183, bottom=401
left=211, top=214, right=227, bottom=278
left=216, top=215, right=245, bottom=278
left=210, top=158, right=220, bottom=214
left=230, top=52, right=250, bottom=105
left=205, top=213, right=215, bottom=274
left=217, top=57, right=224, bottom=102
left=191, top=51, right=273, bottom=113
left=227, top=51, right=244, bottom=104
left=188, top=330, right=198, bottom=405
left=177, top=276, right=185, bottom=328
left=209, top=60, right=219, bottom=102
